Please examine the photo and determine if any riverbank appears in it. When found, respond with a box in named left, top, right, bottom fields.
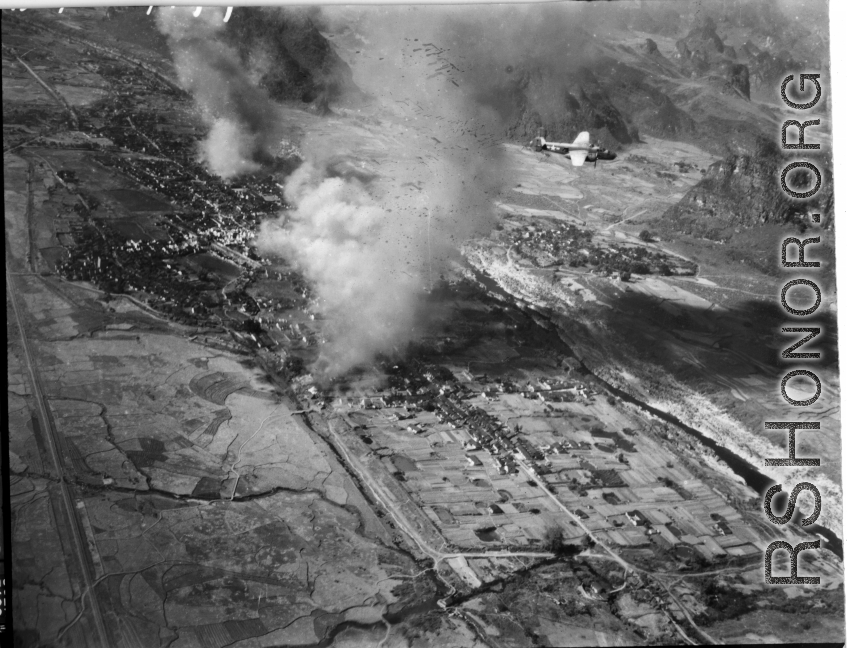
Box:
left=464, top=260, right=843, bottom=559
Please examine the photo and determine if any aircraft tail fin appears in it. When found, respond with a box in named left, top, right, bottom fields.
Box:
left=573, top=131, right=590, bottom=147
left=533, top=136, right=546, bottom=152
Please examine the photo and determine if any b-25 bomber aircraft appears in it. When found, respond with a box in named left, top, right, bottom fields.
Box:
left=532, top=130, right=617, bottom=167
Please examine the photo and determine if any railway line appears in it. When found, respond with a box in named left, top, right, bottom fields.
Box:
left=6, top=252, right=112, bottom=645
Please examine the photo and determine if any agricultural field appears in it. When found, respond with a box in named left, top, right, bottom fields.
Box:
left=465, top=140, right=842, bottom=535
left=4, top=40, right=440, bottom=641
left=4, top=5, right=843, bottom=647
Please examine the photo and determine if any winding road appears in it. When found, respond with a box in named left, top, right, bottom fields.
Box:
left=303, top=406, right=724, bottom=644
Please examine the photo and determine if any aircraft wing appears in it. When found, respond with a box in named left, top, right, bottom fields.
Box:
left=572, top=131, right=590, bottom=147
left=569, top=150, right=588, bottom=166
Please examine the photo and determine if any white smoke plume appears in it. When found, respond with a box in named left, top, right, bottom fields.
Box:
left=164, top=3, right=656, bottom=377
left=156, top=6, right=279, bottom=178
left=253, top=6, right=520, bottom=377
left=158, top=3, right=628, bottom=377
left=258, top=162, right=424, bottom=377
left=200, top=119, right=263, bottom=178
left=153, top=3, right=827, bottom=382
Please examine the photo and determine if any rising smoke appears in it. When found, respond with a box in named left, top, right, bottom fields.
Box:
left=156, top=6, right=279, bottom=178
left=254, top=6, right=519, bottom=378
left=157, top=2, right=828, bottom=384
left=258, top=163, right=423, bottom=376
left=245, top=4, right=625, bottom=378
left=155, top=3, right=678, bottom=378
left=155, top=3, right=637, bottom=377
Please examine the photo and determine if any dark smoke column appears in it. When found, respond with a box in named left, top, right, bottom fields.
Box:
left=156, top=6, right=279, bottom=178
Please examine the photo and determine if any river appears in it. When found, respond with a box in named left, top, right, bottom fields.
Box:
left=470, top=267, right=843, bottom=559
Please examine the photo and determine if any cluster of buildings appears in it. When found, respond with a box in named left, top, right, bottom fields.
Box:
left=517, top=377, right=594, bottom=403
left=620, top=508, right=738, bottom=562
left=505, top=220, right=694, bottom=277
left=49, top=76, right=302, bottom=344
left=104, top=155, right=282, bottom=229
left=322, top=361, right=606, bottom=485
left=270, top=318, right=319, bottom=348
left=82, top=61, right=174, bottom=111
left=295, top=353, right=764, bottom=565
left=93, top=105, right=178, bottom=158
left=166, top=212, right=256, bottom=255
left=57, top=219, right=264, bottom=328
left=82, top=90, right=287, bottom=227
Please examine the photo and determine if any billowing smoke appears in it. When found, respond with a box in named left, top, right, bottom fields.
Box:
left=258, top=163, right=423, bottom=376
left=253, top=2, right=658, bottom=377
left=156, top=6, right=278, bottom=178
left=159, top=2, right=815, bottom=378
left=156, top=3, right=669, bottom=376
left=251, top=6, right=515, bottom=377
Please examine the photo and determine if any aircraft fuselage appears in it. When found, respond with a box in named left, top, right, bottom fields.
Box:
left=531, top=131, right=617, bottom=166
left=534, top=140, right=616, bottom=159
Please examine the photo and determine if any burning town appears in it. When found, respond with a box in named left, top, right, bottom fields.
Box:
left=2, top=3, right=843, bottom=647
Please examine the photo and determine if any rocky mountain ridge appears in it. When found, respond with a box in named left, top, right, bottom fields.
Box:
left=222, top=7, right=360, bottom=106
left=99, top=4, right=833, bottom=250
left=661, top=136, right=833, bottom=238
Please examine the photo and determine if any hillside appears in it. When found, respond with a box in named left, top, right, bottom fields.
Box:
left=656, top=135, right=834, bottom=273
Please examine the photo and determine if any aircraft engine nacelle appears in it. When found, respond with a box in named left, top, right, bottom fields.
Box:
left=585, top=149, right=616, bottom=165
